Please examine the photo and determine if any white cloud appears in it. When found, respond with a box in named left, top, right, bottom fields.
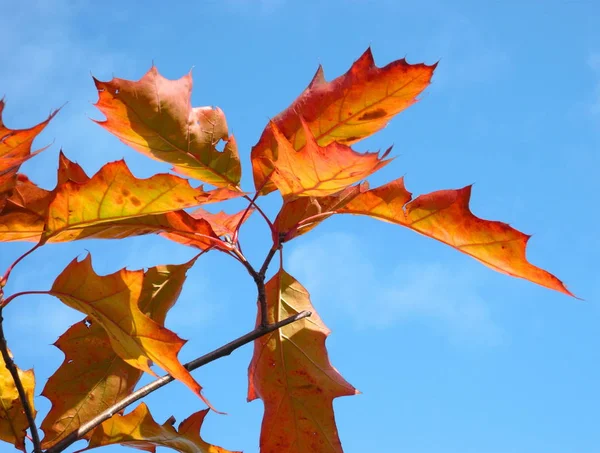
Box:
left=287, top=232, right=503, bottom=345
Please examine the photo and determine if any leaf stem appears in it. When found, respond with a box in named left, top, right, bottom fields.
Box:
left=0, top=290, right=51, bottom=309
left=0, top=309, right=41, bottom=453
left=45, top=310, right=311, bottom=453
left=1, top=243, right=42, bottom=289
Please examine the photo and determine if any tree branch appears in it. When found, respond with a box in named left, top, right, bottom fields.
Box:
left=0, top=309, right=41, bottom=453
left=45, top=310, right=311, bottom=453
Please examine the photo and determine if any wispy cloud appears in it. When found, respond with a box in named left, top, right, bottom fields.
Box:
left=288, top=232, right=503, bottom=345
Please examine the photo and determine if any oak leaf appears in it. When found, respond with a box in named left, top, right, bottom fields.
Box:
left=268, top=120, right=390, bottom=198
left=51, top=255, right=215, bottom=409
left=81, top=403, right=237, bottom=453
left=251, top=48, right=436, bottom=193
left=0, top=349, right=36, bottom=452
left=0, top=99, right=57, bottom=197
left=93, top=67, right=241, bottom=188
left=248, top=270, right=357, bottom=453
left=274, top=182, right=368, bottom=241
left=41, top=259, right=195, bottom=449
left=339, top=178, right=573, bottom=295
left=181, top=207, right=252, bottom=238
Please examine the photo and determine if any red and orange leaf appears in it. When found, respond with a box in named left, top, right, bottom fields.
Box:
left=41, top=260, right=195, bottom=449
left=93, top=67, right=241, bottom=188
left=82, top=403, right=237, bottom=453
left=339, top=178, right=572, bottom=296
left=0, top=99, right=58, bottom=195
left=44, top=160, right=216, bottom=241
left=248, top=269, right=357, bottom=453
left=274, top=182, right=369, bottom=241
left=51, top=255, right=216, bottom=410
left=57, top=150, right=90, bottom=185
left=0, top=174, right=52, bottom=242
left=268, top=120, right=390, bottom=198
left=0, top=349, right=36, bottom=452
left=184, top=207, right=252, bottom=238
left=251, top=48, right=436, bottom=193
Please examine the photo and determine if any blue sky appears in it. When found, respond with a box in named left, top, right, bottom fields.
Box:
left=1, top=0, right=598, bottom=452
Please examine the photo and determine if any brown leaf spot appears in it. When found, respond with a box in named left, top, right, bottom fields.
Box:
left=358, top=108, right=387, bottom=121
left=121, top=188, right=130, bottom=197
left=130, top=197, right=141, bottom=207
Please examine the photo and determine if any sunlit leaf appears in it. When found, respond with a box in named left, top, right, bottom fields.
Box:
left=0, top=349, right=36, bottom=452
left=93, top=67, right=241, bottom=188
left=248, top=269, right=357, bottom=452
left=339, top=178, right=573, bottom=295
left=82, top=403, right=237, bottom=453
left=41, top=259, right=195, bottom=449
left=251, top=48, right=435, bottom=193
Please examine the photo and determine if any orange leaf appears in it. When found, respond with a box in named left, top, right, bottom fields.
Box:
left=44, top=160, right=222, bottom=241
left=0, top=349, right=36, bottom=452
left=93, top=67, right=241, bottom=188
left=0, top=99, right=57, bottom=196
left=268, top=120, right=390, bottom=198
left=251, top=48, right=436, bottom=193
left=0, top=174, right=52, bottom=242
left=248, top=269, right=357, bottom=453
left=57, top=150, right=90, bottom=185
left=339, top=178, right=573, bottom=296
left=81, top=403, right=237, bottom=453
left=41, top=260, right=195, bottom=449
left=274, top=182, right=368, bottom=241
left=51, top=255, right=216, bottom=410
left=184, top=207, right=252, bottom=238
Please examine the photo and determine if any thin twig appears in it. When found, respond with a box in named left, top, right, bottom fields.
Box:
left=45, top=310, right=311, bottom=453
left=1, top=242, right=42, bottom=288
left=0, top=290, right=50, bottom=309
left=0, top=309, right=41, bottom=453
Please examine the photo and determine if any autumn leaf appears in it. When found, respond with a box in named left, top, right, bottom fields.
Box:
left=43, top=159, right=229, bottom=242
left=0, top=174, right=52, bottom=242
left=81, top=403, right=237, bottom=453
left=251, top=48, right=436, bottom=193
left=180, top=207, right=252, bottom=238
left=338, top=177, right=573, bottom=296
left=267, top=120, right=390, bottom=198
left=57, top=150, right=90, bottom=184
left=274, top=182, right=368, bottom=242
left=51, top=255, right=216, bottom=410
left=0, top=99, right=57, bottom=208
left=0, top=349, right=36, bottom=452
left=93, top=67, right=241, bottom=188
left=41, top=260, right=195, bottom=449
left=248, top=270, right=357, bottom=453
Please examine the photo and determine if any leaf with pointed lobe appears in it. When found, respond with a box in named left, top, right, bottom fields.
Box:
left=93, top=67, right=242, bottom=188
left=57, top=150, right=90, bottom=184
left=81, top=403, right=238, bottom=453
left=274, top=182, right=368, bottom=242
left=251, top=48, right=436, bottom=193
left=248, top=269, right=357, bottom=453
left=51, top=255, right=216, bottom=410
left=185, top=207, right=252, bottom=238
left=0, top=349, right=36, bottom=452
left=267, top=120, right=390, bottom=198
left=0, top=99, right=58, bottom=195
left=43, top=159, right=223, bottom=241
left=339, top=178, right=573, bottom=296
left=40, top=259, right=196, bottom=449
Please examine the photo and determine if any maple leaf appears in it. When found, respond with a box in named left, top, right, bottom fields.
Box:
left=251, top=48, right=436, bottom=194
left=338, top=178, right=573, bottom=295
left=81, top=403, right=237, bottom=453
left=274, top=182, right=369, bottom=242
left=93, top=67, right=241, bottom=188
left=248, top=269, right=357, bottom=453
left=41, top=259, right=195, bottom=449
left=0, top=349, right=36, bottom=452
left=0, top=99, right=58, bottom=198
left=267, top=120, right=391, bottom=198
left=51, top=255, right=216, bottom=410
